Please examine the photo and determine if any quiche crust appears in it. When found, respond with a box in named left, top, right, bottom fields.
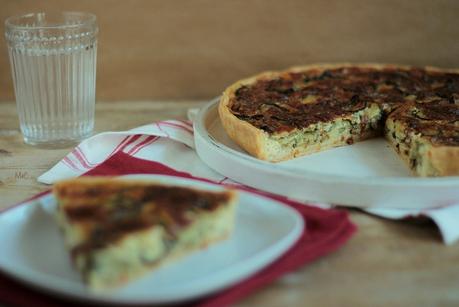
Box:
left=219, top=71, right=280, bottom=161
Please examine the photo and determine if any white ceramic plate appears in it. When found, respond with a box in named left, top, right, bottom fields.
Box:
left=194, top=99, right=459, bottom=209
left=0, top=174, right=303, bottom=305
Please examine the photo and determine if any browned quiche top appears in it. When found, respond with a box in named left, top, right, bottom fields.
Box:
left=55, top=182, right=232, bottom=258
left=390, top=102, right=459, bottom=146
left=229, top=66, right=459, bottom=134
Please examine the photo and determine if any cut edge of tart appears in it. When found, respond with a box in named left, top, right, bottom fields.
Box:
left=385, top=102, right=459, bottom=176
left=53, top=177, right=238, bottom=291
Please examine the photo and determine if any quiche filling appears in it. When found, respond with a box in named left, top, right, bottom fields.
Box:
left=269, top=103, right=383, bottom=157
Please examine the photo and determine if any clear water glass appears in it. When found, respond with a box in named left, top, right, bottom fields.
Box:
left=5, top=12, right=98, bottom=147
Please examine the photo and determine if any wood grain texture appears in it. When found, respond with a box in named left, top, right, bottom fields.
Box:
left=0, top=101, right=458, bottom=307
left=1, top=0, right=459, bottom=100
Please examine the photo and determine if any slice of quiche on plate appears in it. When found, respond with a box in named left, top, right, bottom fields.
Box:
left=53, top=176, right=238, bottom=291
left=0, top=174, right=303, bottom=304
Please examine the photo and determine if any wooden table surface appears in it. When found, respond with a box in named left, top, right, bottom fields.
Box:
left=1, top=101, right=458, bottom=307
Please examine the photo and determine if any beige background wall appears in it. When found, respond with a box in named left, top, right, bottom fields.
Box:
left=1, top=0, right=459, bottom=101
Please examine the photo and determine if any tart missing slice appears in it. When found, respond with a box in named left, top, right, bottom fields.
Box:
left=53, top=177, right=238, bottom=291
left=219, top=63, right=459, bottom=176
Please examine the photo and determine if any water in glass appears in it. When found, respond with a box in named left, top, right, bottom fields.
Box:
left=5, top=12, right=98, bottom=147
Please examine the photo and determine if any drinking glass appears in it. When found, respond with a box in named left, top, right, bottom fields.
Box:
left=5, top=12, right=98, bottom=147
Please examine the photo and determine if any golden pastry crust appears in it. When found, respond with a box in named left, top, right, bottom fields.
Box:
left=219, top=63, right=459, bottom=175
left=429, top=147, right=459, bottom=176
left=219, top=71, right=278, bottom=161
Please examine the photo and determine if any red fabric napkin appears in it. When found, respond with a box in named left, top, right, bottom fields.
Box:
left=0, top=152, right=356, bottom=307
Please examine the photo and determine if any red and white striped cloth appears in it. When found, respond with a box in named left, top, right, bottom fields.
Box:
left=38, top=119, right=459, bottom=245
left=39, top=120, right=231, bottom=185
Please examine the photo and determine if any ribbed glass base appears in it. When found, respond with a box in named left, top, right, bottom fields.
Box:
left=23, top=131, right=92, bottom=148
